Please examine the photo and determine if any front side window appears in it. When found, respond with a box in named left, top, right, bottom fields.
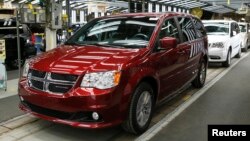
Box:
left=159, top=18, right=180, bottom=41
left=178, top=17, right=197, bottom=42
left=203, top=22, right=229, bottom=35
left=66, top=16, right=158, bottom=48
left=230, top=23, right=239, bottom=36
left=234, top=23, right=240, bottom=34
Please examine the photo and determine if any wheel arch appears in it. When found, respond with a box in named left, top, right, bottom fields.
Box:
left=138, top=76, right=159, bottom=104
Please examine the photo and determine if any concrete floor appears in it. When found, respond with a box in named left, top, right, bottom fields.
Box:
left=150, top=53, right=250, bottom=141
left=0, top=96, right=23, bottom=123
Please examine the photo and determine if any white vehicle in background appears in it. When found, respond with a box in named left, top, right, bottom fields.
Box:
left=238, top=22, right=249, bottom=52
left=202, top=20, right=242, bottom=67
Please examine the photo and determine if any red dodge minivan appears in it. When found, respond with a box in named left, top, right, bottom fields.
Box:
left=19, top=12, right=208, bottom=134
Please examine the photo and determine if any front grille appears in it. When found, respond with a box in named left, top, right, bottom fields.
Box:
left=51, top=73, right=78, bottom=82
left=209, top=55, right=221, bottom=59
left=29, top=79, right=43, bottom=91
left=28, top=69, right=78, bottom=94
left=48, top=83, right=73, bottom=93
left=30, top=69, right=46, bottom=78
left=21, top=100, right=102, bottom=122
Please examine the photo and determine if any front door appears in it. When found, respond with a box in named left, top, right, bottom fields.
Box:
left=152, top=18, right=184, bottom=100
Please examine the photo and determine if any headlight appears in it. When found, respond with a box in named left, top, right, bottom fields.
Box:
left=81, top=71, right=121, bottom=89
left=22, top=60, right=30, bottom=77
left=211, top=42, right=224, bottom=48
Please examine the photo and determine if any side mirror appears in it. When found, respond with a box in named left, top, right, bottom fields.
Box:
left=159, top=37, right=177, bottom=50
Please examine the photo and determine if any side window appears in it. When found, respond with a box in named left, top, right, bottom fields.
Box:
left=235, top=23, right=240, bottom=34
left=178, top=17, right=197, bottom=42
left=192, top=17, right=206, bottom=38
left=159, top=18, right=180, bottom=42
left=231, top=23, right=239, bottom=36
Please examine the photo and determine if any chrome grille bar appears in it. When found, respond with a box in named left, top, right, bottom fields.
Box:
left=28, top=69, right=78, bottom=94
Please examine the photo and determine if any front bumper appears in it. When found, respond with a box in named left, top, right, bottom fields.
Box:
left=208, top=47, right=227, bottom=62
left=18, top=78, right=129, bottom=129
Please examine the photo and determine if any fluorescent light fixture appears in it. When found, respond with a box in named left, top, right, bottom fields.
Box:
left=31, top=0, right=39, bottom=4
left=19, top=0, right=26, bottom=3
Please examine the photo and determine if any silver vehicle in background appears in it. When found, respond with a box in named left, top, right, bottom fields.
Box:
left=238, top=22, right=250, bottom=52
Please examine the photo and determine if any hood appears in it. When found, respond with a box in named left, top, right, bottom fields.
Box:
left=207, top=34, right=229, bottom=43
left=30, top=45, right=146, bottom=75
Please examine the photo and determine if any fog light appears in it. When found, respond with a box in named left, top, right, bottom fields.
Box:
left=92, top=112, right=99, bottom=120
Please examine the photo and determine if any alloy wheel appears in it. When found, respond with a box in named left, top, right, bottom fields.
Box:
left=199, top=62, right=206, bottom=84
left=136, top=91, right=152, bottom=127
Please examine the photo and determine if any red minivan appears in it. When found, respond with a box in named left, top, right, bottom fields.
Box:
left=19, top=12, right=208, bottom=134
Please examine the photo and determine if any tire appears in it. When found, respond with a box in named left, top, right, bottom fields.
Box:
left=7, top=58, right=25, bottom=70
left=122, top=82, right=154, bottom=134
left=242, top=42, right=248, bottom=52
left=222, top=50, right=231, bottom=67
left=192, top=60, right=207, bottom=88
left=242, top=47, right=247, bottom=52
left=235, top=47, right=241, bottom=58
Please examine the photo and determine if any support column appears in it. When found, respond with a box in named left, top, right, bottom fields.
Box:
left=168, top=6, right=171, bottom=12
left=45, top=28, right=57, bottom=51
left=142, top=0, right=145, bottom=12
left=148, top=2, right=152, bottom=12
left=45, top=0, right=60, bottom=51
left=156, top=4, right=159, bottom=12
left=128, top=0, right=131, bottom=13
left=162, top=5, right=166, bottom=12
left=66, top=0, right=71, bottom=27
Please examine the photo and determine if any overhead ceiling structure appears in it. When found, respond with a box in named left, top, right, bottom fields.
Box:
left=150, top=0, right=207, bottom=9
left=200, top=0, right=250, bottom=14
left=7, top=0, right=128, bottom=12
left=3, top=0, right=250, bottom=14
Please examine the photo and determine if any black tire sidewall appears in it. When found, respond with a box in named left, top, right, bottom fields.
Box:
left=199, top=60, right=206, bottom=87
left=130, top=82, right=154, bottom=134
left=223, top=51, right=231, bottom=67
left=192, top=59, right=207, bottom=88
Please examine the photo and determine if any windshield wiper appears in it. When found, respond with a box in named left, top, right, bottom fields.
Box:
left=89, top=43, right=126, bottom=48
left=64, top=42, right=87, bottom=46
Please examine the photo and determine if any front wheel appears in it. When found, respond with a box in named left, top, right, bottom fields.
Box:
left=242, top=41, right=248, bottom=52
left=235, top=47, right=241, bottom=58
left=222, top=51, right=231, bottom=67
left=192, top=60, right=207, bottom=88
left=122, top=82, right=154, bottom=134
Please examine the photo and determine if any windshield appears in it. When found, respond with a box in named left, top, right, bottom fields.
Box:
left=239, top=24, right=246, bottom=32
left=203, top=22, right=229, bottom=35
left=66, top=16, right=158, bottom=48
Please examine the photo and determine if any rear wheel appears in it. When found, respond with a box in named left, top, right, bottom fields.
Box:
left=122, top=82, right=154, bottom=134
left=192, top=60, right=207, bottom=88
left=242, top=42, right=248, bottom=52
left=222, top=50, right=231, bottom=67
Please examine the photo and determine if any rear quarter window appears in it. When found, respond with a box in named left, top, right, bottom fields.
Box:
left=192, top=17, right=206, bottom=38
left=177, top=17, right=197, bottom=42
